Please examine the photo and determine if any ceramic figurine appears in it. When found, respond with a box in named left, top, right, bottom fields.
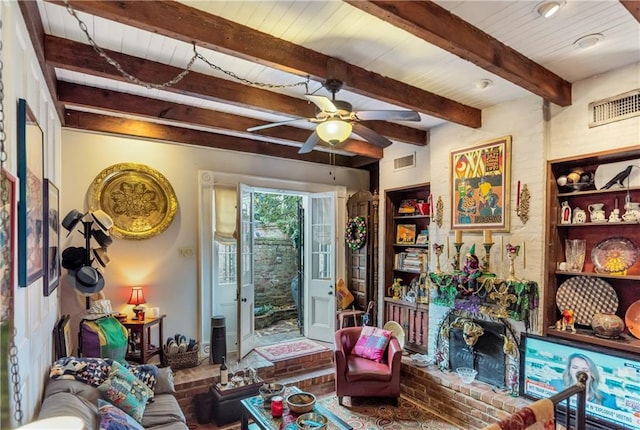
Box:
left=572, top=207, right=586, bottom=224
left=560, top=201, right=572, bottom=224
left=609, top=208, right=622, bottom=223
left=555, top=309, right=576, bottom=333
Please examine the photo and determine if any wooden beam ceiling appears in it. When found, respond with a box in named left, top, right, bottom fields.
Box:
left=620, top=0, right=640, bottom=22
left=57, top=82, right=384, bottom=159
left=63, top=110, right=373, bottom=168
left=49, top=0, right=481, bottom=128
left=346, top=0, right=572, bottom=107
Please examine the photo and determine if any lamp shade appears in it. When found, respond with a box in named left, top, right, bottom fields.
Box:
left=316, top=119, right=352, bottom=145
left=127, top=287, right=146, bottom=306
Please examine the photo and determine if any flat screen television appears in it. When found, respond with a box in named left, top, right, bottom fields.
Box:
left=519, top=333, right=640, bottom=430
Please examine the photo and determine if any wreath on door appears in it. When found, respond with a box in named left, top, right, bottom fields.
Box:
left=345, top=216, right=367, bottom=251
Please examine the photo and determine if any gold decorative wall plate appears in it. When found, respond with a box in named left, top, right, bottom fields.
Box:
left=89, top=163, right=178, bottom=240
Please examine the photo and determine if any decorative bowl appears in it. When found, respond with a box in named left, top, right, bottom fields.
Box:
left=456, top=367, right=478, bottom=384
left=259, top=383, right=285, bottom=403
left=591, top=313, right=625, bottom=339
left=296, top=412, right=328, bottom=430
left=626, top=300, right=640, bottom=340
left=285, top=392, right=316, bottom=414
left=591, top=237, right=639, bottom=275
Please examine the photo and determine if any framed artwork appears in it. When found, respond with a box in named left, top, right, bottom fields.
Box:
left=450, top=136, right=511, bottom=231
left=396, top=224, right=416, bottom=244
left=1, top=168, right=16, bottom=318
left=17, top=99, right=45, bottom=287
left=44, top=179, right=60, bottom=296
left=415, top=234, right=429, bottom=245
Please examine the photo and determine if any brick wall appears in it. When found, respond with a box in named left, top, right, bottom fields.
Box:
left=254, top=235, right=298, bottom=310
left=401, top=362, right=532, bottom=429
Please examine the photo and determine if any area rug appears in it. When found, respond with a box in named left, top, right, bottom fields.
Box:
left=254, top=338, right=328, bottom=361
left=317, top=394, right=463, bottom=429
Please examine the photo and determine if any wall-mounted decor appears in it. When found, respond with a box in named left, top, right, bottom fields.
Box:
left=88, top=163, right=178, bottom=240
left=44, top=179, right=60, bottom=296
left=17, top=99, right=44, bottom=287
left=450, top=136, right=511, bottom=232
left=1, top=168, right=16, bottom=310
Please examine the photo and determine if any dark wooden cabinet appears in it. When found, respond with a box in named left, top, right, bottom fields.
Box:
left=544, top=148, right=640, bottom=355
left=123, top=315, right=166, bottom=364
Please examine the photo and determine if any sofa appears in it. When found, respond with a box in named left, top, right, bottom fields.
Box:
left=37, top=357, right=188, bottom=430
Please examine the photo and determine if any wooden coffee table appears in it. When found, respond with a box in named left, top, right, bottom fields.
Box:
left=240, top=386, right=352, bottom=430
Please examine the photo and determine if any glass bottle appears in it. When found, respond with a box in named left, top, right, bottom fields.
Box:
left=220, top=355, right=228, bottom=386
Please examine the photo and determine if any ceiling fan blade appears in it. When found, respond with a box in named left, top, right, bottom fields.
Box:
left=353, top=110, right=421, bottom=122
left=352, top=123, right=393, bottom=148
left=298, top=131, right=321, bottom=154
left=247, top=118, right=307, bottom=132
left=305, top=95, right=338, bottom=114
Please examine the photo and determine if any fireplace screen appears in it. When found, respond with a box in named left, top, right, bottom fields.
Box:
left=448, top=316, right=507, bottom=388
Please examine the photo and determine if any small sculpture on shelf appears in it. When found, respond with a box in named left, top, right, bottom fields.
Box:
left=506, top=243, right=520, bottom=281
left=555, top=309, right=576, bottom=333
left=432, top=243, right=444, bottom=275
left=388, top=278, right=402, bottom=300
left=456, top=245, right=481, bottom=295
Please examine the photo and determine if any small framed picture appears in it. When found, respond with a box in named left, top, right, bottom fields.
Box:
left=44, top=179, right=60, bottom=296
left=415, top=234, right=428, bottom=245
left=396, top=224, right=416, bottom=244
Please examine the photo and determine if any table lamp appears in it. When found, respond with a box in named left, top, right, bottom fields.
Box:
left=127, top=287, right=147, bottom=320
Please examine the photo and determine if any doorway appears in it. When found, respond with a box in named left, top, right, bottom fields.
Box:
left=237, top=186, right=337, bottom=358
left=252, top=191, right=303, bottom=348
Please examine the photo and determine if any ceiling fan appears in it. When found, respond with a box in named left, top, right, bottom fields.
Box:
left=247, top=79, right=421, bottom=154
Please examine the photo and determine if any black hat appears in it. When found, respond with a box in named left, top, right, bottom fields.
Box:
left=61, top=247, right=86, bottom=273
left=73, top=266, right=105, bottom=295
left=61, top=209, right=86, bottom=237
left=92, top=229, right=113, bottom=248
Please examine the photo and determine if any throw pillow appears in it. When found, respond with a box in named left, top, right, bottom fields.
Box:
left=50, top=357, right=113, bottom=387
left=352, top=326, right=392, bottom=363
left=97, top=399, right=145, bottom=430
left=154, top=367, right=176, bottom=394
left=124, top=363, right=159, bottom=396
left=97, top=361, right=152, bottom=423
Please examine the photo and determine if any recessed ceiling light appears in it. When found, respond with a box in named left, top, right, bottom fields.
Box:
left=535, top=1, right=563, bottom=18
left=473, top=79, right=493, bottom=90
left=574, top=33, right=604, bottom=50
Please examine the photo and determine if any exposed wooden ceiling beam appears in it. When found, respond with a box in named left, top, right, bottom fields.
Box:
left=346, top=0, right=572, bottom=107
left=49, top=0, right=480, bottom=128
left=63, top=110, right=372, bottom=168
left=620, top=0, right=640, bottom=22
left=45, top=36, right=426, bottom=148
left=57, top=82, right=384, bottom=159
left=18, top=1, right=65, bottom=122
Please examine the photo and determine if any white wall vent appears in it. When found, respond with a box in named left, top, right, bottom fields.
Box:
left=393, top=152, right=416, bottom=171
left=588, top=89, right=640, bottom=128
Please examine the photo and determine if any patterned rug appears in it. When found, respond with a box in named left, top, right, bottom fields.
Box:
left=317, top=394, right=463, bottom=429
left=254, top=338, right=328, bottom=361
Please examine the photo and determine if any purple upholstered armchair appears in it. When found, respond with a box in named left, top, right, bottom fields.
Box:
left=334, top=326, right=402, bottom=406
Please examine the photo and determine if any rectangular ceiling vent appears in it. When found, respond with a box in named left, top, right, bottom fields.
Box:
left=393, top=152, right=416, bottom=171
left=588, top=89, right=640, bottom=128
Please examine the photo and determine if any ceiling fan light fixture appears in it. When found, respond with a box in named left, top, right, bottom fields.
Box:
left=316, top=119, right=352, bottom=145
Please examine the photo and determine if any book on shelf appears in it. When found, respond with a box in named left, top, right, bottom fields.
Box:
left=394, top=249, right=428, bottom=272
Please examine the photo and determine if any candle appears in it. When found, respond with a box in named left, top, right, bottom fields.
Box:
left=483, top=229, right=492, bottom=243
left=455, top=230, right=462, bottom=243
left=447, top=237, right=450, bottom=258
left=615, top=198, right=619, bottom=210
left=516, top=181, right=521, bottom=207
left=522, top=241, right=526, bottom=269
left=271, top=396, right=283, bottom=417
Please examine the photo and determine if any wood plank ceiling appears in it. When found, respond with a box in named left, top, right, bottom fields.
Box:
left=21, top=1, right=640, bottom=169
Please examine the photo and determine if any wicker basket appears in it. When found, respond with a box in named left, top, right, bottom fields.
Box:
left=165, top=350, right=199, bottom=370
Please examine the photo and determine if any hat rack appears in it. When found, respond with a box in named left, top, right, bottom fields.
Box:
left=61, top=209, right=113, bottom=310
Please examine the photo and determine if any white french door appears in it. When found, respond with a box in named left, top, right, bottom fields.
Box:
left=238, top=183, right=256, bottom=358
left=305, top=192, right=336, bottom=343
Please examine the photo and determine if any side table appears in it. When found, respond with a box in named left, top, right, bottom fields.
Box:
left=122, top=315, right=166, bottom=364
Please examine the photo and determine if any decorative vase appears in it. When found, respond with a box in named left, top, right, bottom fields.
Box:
left=591, top=313, right=625, bottom=339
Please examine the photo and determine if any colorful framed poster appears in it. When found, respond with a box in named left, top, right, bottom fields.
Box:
left=44, top=179, right=60, bottom=296
left=450, top=136, right=511, bottom=232
left=396, top=224, right=416, bottom=244
left=17, top=98, right=45, bottom=287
